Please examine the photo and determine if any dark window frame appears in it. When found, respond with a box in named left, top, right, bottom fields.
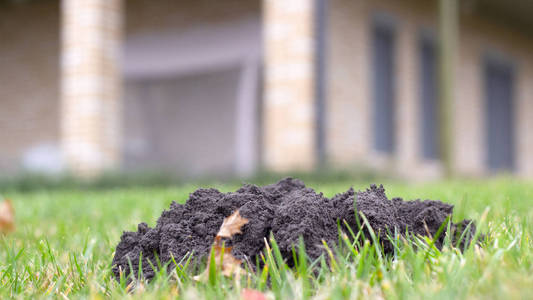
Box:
left=314, top=0, right=327, bottom=166
left=483, top=53, right=516, bottom=172
left=418, top=30, right=440, bottom=160
left=371, top=14, right=397, bottom=154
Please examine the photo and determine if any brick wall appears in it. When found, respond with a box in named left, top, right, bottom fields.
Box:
left=1, top=0, right=532, bottom=178
left=457, top=13, right=533, bottom=177
left=326, top=0, right=370, bottom=166
left=326, top=0, right=533, bottom=178
left=0, top=1, right=60, bottom=171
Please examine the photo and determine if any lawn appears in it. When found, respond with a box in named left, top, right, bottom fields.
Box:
left=1, top=179, right=532, bottom=299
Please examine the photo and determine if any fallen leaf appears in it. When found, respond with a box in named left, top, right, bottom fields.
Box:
left=0, top=198, right=15, bottom=234
left=214, top=245, right=247, bottom=277
left=241, top=288, right=267, bottom=300
left=217, top=210, right=249, bottom=239
left=194, top=209, right=249, bottom=281
left=193, top=244, right=247, bottom=281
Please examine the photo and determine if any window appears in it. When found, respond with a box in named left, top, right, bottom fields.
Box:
left=485, top=56, right=515, bottom=172
left=419, top=34, right=439, bottom=160
left=314, top=0, right=327, bottom=165
left=372, top=20, right=396, bottom=154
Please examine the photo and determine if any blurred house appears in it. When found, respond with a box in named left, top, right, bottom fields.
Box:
left=0, top=0, right=532, bottom=179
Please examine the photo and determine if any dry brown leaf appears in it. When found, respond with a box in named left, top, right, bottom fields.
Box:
left=194, top=209, right=249, bottom=281
left=214, top=245, right=247, bottom=277
left=0, top=198, right=15, bottom=234
left=217, top=210, right=249, bottom=238
left=193, top=244, right=247, bottom=281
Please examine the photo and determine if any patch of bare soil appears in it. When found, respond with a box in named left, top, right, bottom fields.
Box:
left=112, top=178, right=476, bottom=281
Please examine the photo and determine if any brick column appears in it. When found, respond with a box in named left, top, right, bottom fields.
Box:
left=61, top=0, right=123, bottom=177
left=516, top=58, right=533, bottom=178
left=263, top=0, right=316, bottom=172
left=438, top=0, right=458, bottom=177
left=395, top=21, right=418, bottom=175
left=327, top=0, right=370, bottom=166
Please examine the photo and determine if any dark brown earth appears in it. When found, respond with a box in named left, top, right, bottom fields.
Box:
left=111, top=178, right=477, bottom=281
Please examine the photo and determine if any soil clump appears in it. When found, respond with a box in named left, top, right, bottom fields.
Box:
left=112, top=178, right=477, bottom=281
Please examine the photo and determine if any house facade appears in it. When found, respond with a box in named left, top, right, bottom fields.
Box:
left=0, top=0, right=532, bottom=178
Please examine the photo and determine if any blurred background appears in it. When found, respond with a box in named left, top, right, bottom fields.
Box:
left=1, top=0, right=532, bottom=184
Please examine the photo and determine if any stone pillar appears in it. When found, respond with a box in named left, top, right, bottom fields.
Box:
left=327, top=0, right=370, bottom=166
left=235, top=56, right=260, bottom=176
left=61, top=0, right=123, bottom=177
left=516, top=58, right=533, bottom=178
left=395, top=20, right=418, bottom=175
left=263, top=0, right=316, bottom=172
left=438, top=0, right=458, bottom=177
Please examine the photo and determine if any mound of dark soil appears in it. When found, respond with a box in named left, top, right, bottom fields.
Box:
left=112, top=178, right=477, bottom=281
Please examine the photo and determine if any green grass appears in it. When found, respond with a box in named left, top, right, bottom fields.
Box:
left=1, top=178, right=533, bottom=299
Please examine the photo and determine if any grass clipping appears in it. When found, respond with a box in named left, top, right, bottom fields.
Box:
left=194, top=210, right=249, bottom=281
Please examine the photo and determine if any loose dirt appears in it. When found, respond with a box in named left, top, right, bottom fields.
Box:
left=112, top=178, right=477, bottom=281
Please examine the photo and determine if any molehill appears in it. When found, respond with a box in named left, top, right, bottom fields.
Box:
left=112, top=178, right=477, bottom=281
